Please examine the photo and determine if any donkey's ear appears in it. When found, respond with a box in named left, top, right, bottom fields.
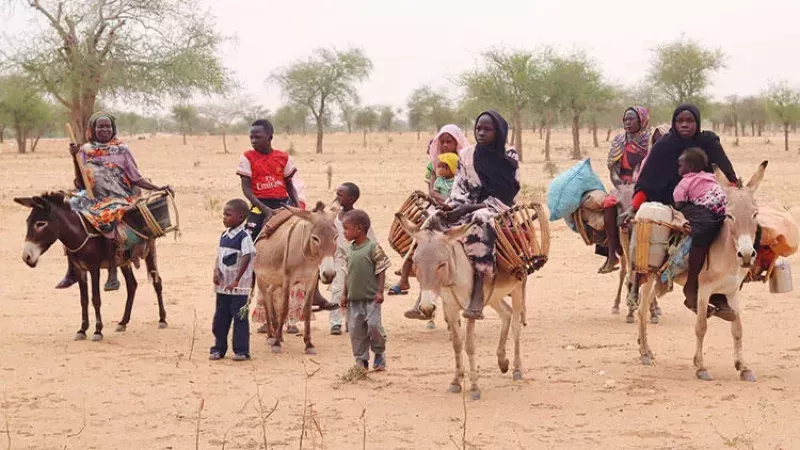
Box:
left=14, top=196, right=46, bottom=210
left=14, top=197, right=35, bottom=208
left=746, top=161, right=768, bottom=192
left=711, top=164, right=730, bottom=188
left=394, top=212, right=420, bottom=236
left=284, top=205, right=314, bottom=222
left=444, top=221, right=474, bottom=241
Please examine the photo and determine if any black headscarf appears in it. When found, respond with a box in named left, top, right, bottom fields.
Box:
left=634, top=103, right=737, bottom=205
left=473, top=110, right=520, bottom=206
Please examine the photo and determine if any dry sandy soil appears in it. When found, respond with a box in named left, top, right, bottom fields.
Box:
left=2, top=129, right=800, bottom=450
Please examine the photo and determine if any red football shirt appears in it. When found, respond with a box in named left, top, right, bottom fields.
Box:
left=236, top=149, right=297, bottom=199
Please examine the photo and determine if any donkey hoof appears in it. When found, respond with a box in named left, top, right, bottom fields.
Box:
left=512, top=370, right=523, bottom=381
left=696, top=369, right=713, bottom=381
left=158, top=321, right=168, bottom=329
left=469, top=389, right=481, bottom=401
left=641, top=355, right=653, bottom=366
left=305, top=347, right=317, bottom=356
left=448, top=384, right=462, bottom=394
left=115, top=324, right=127, bottom=332
left=266, top=337, right=277, bottom=346
left=626, top=315, right=635, bottom=324
left=271, top=345, right=282, bottom=354
left=611, top=306, right=620, bottom=315
left=498, top=358, right=509, bottom=374
left=740, top=370, right=756, bottom=382
left=74, top=332, right=87, bottom=341
left=426, top=320, right=436, bottom=330
left=654, top=307, right=663, bottom=317
left=650, top=315, right=660, bottom=325
left=91, top=333, right=103, bottom=342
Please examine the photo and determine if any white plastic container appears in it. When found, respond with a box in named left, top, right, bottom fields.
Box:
left=634, top=202, right=673, bottom=270
left=769, top=259, right=793, bottom=294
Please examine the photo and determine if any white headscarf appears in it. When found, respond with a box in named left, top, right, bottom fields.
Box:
left=428, top=124, right=469, bottom=165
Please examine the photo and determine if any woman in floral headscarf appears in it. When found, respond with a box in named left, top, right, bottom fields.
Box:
left=56, top=112, right=170, bottom=290
left=597, top=106, right=651, bottom=274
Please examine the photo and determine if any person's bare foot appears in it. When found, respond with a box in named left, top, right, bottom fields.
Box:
left=598, top=256, right=620, bottom=274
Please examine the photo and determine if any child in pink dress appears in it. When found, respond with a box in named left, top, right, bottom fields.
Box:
left=674, top=147, right=727, bottom=232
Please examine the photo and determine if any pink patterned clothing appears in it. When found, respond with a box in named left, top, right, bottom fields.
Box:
left=673, top=172, right=727, bottom=215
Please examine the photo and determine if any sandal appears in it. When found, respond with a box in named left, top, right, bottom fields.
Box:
left=387, top=285, right=408, bottom=296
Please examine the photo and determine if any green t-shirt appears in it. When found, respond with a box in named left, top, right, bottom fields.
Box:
left=434, top=176, right=454, bottom=197
left=346, top=239, right=391, bottom=301
left=425, top=162, right=434, bottom=182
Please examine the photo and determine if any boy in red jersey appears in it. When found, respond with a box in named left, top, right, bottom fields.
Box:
left=239, top=119, right=338, bottom=318
left=237, top=119, right=300, bottom=237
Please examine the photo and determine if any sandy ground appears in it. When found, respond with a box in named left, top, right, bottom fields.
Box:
left=2, top=129, right=800, bottom=450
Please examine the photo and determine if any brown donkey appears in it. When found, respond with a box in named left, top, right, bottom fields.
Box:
left=636, top=161, right=768, bottom=382
left=253, top=203, right=337, bottom=354
left=396, top=214, right=526, bottom=400
left=15, top=192, right=167, bottom=341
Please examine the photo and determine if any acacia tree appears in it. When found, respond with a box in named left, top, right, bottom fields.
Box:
left=354, top=106, right=378, bottom=147
left=740, top=96, right=768, bottom=137
left=406, top=86, right=455, bottom=140
left=270, top=48, right=372, bottom=154
left=379, top=106, right=396, bottom=133
left=460, top=49, right=542, bottom=162
left=5, top=0, right=228, bottom=143
left=548, top=54, right=608, bottom=160
left=648, top=38, right=725, bottom=106
left=340, top=103, right=357, bottom=134
left=766, top=81, right=800, bottom=152
left=202, top=98, right=247, bottom=153
left=273, top=104, right=308, bottom=136
left=171, top=104, right=198, bottom=145
left=0, top=75, right=52, bottom=153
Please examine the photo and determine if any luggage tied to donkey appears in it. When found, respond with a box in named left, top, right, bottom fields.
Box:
left=629, top=202, right=799, bottom=294
left=546, top=158, right=606, bottom=223
left=389, top=191, right=434, bottom=257
left=122, top=190, right=180, bottom=240
left=493, top=203, right=550, bottom=280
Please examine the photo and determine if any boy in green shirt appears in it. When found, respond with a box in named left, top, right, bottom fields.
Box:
left=339, top=210, right=391, bottom=370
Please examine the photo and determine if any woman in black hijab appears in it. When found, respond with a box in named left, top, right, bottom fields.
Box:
left=626, top=104, right=738, bottom=320
left=444, top=110, right=520, bottom=320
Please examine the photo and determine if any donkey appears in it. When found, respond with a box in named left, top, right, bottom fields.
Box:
left=14, top=192, right=167, bottom=341
left=636, top=161, right=768, bottom=382
left=253, top=203, right=337, bottom=355
left=396, top=213, right=526, bottom=400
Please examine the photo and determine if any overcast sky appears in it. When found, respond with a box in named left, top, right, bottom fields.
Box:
left=5, top=0, right=800, bottom=113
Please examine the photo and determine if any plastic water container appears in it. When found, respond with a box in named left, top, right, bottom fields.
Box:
left=634, top=202, right=673, bottom=269
left=769, top=259, right=793, bottom=294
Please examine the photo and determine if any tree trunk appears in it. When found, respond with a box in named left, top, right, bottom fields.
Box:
left=750, top=122, right=755, bottom=137
left=15, top=127, right=26, bottom=154
left=591, top=120, right=599, bottom=148
left=785, top=123, right=790, bottom=152
left=606, top=128, right=612, bottom=142
left=416, top=130, right=420, bottom=141
left=734, top=120, right=739, bottom=138
left=182, top=130, right=187, bottom=145
left=513, top=107, right=523, bottom=162
left=315, top=118, right=324, bottom=154
left=740, top=121, right=746, bottom=137
left=571, top=113, right=581, bottom=160
left=222, top=131, right=228, bottom=153
left=758, top=122, right=763, bottom=137
left=346, top=122, right=352, bottom=134
left=544, top=120, right=552, bottom=162
left=539, top=122, right=544, bottom=140
left=30, top=134, right=42, bottom=153
left=0, top=126, right=4, bottom=143
left=362, top=130, right=367, bottom=148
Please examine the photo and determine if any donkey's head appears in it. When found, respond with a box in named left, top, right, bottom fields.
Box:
left=286, top=201, right=338, bottom=284
left=714, top=161, right=768, bottom=269
left=14, top=192, right=69, bottom=267
left=396, top=213, right=474, bottom=307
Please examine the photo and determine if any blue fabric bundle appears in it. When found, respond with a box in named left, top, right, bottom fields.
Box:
left=546, top=158, right=606, bottom=221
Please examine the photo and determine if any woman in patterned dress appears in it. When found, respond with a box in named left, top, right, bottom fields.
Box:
left=443, top=110, right=520, bottom=320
